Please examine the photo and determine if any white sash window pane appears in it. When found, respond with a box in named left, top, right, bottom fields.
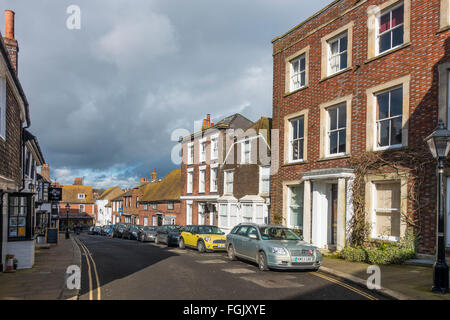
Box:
left=289, top=185, right=304, bottom=231
left=230, top=204, right=238, bottom=227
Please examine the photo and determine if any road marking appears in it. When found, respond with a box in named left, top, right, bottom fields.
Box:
left=222, top=268, right=257, bottom=274
left=311, top=272, right=378, bottom=300
left=195, top=259, right=227, bottom=264
left=240, top=276, right=304, bottom=289
left=74, top=237, right=102, bottom=300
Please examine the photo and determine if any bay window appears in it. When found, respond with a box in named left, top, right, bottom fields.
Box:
left=8, top=195, right=33, bottom=240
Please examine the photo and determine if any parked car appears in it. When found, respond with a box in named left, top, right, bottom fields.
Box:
left=88, top=226, right=96, bottom=235
left=138, top=226, right=158, bottom=242
left=226, top=223, right=322, bottom=271
left=101, top=225, right=113, bottom=236
left=155, top=225, right=184, bottom=246
left=122, top=224, right=141, bottom=240
left=92, top=226, right=102, bottom=235
left=179, top=225, right=226, bottom=252
left=113, top=223, right=129, bottom=238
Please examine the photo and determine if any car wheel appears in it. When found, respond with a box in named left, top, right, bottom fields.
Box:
left=258, top=251, right=269, bottom=271
left=227, top=245, right=237, bottom=261
left=179, top=238, right=185, bottom=249
left=197, top=240, right=206, bottom=253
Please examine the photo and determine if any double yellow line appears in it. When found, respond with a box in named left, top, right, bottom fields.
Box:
left=311, top=271, right=378, bottom=300
left=74, top=237, right=102, bottom=300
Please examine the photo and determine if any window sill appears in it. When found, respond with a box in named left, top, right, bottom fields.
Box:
left=317, top=154, right=351, bottom=162
left=437, top=25, right=450, bottom=34
left=319, top=67, right=352, bottom=83
left=282, top=160, right=308, bottom=167
left=373, top=144, right=405, bottom=152
left=365, top=42, right=411, bottom=65
left=284, top=86, right=309, bottom=97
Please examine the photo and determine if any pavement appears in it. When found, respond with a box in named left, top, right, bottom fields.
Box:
left=0, top=232, right=81, bottom=300
left=320, top=255, right=450, bottom=300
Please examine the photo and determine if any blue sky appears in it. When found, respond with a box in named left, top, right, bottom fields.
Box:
left=2, top=0, right=332, bottom=188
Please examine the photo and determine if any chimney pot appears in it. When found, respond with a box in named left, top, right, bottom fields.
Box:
left=5, top=10, right=15, bottom=39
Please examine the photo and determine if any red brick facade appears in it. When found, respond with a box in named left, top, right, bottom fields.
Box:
left=271, top=0, right=449, bottom=254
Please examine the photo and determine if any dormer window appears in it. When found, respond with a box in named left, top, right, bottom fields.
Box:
left=78, top=193, right=86, bottom=200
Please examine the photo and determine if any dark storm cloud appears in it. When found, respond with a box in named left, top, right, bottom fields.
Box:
left=1, top=0, right=331, bottom=187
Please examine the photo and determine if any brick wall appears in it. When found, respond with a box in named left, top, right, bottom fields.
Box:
left=271, top=0, right=449, bottom=254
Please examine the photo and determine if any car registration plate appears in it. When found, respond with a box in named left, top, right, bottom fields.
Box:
left=217, top=244, right=225, bottom=248
left=292, top=256, right=314, bottom=263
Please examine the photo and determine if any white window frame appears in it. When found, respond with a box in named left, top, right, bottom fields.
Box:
left=240, top=137, right=252, bottom=164
left=289, top=117, right=305, bottom=163
left=0, top=78, right=6, bottom=140
left=327, top=32, right=348, bottom=76
left=374, top=86, right=403, bottom=151
left=326, top=103, right=347, bottom=157
left=168, top=201, right=174, bottom=210
left=187, top=168, right=194, bottom=194
left=290, top=54, right=306, bottom=92
left=78, top=193, right=86, bottom=200
left=79, top=204, right=85, bottom=213
left=186, top=202, right=193, bottom=225
left=199, top=138, right=207, bottom=163
left=187, top=142, right=194, bottom=165
left=259, top=166, right=271, bottom=195
left=199, top=166, right=206, bottom=193
left=371, top=182, right=401, bottom=242
left=224, top=170, right=234, bottom=195
left=210, top=165, right=218, bottom=193
left=198, top=203, right=205, bottom=225
left=210, top=134, right=219, bottom=161
left=375, top=2, right=405, bottom=56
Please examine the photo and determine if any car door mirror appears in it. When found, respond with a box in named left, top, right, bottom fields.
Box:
left=221, top=232, right=225, bottom=235
left=249, top=234, right=258, bottom=240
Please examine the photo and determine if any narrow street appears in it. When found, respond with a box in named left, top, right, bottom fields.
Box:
left=74, top=233, right=388, bottom=300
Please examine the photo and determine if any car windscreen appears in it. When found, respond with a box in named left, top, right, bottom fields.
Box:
left=167, top=225, right=183, bottom=232
left=144, top=227, right=156, bottom=231
left=258, top=227, right=302, bottom=241
left=198, top=226, right=223, bottom=234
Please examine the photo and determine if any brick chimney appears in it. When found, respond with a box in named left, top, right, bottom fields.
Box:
left=73, top=177, right=83, bottom=185
left=3, top=10, right=19, bottom=73
left=150, top=169, right=157, bottom=182
left=202, top=114, right=212, bottom=130
left=40, top=163, right=50, bottom=182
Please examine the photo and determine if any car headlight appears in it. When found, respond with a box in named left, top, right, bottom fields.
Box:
left=270, top=247, right=287, bottom=255
left=204, top=236, right=211, bottom=242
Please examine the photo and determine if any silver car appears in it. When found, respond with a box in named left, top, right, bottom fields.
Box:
left=226, top=223, right=322, bottom=271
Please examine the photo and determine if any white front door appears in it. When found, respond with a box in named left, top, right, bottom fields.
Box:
left=312, top=182, right=329, bottom=249
left=447, top=178, right=450, bottom=247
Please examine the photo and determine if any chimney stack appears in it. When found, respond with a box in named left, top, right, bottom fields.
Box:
left=73, top=177, right=83, bottom=186
left=40, top=163, right=50, bottom=182
left=3, top=10, right=19, bottom=73
left=150, top=169, right=157, bottom=182
left=202, top=114, right=212, bottom=130
left=140, top=176, right=148, bottom=183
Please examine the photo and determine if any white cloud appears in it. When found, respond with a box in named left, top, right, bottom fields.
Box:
left=94, top=12, right=178, bottom=68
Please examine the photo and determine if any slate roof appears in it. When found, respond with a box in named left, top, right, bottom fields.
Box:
left=141, top=169, right=181, bottom=202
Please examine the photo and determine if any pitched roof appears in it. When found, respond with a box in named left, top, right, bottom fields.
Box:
left=141, top=169, right=181, bottom=202
left=180, top=113, right=253, bottom=142
left=248, top=117, right=272, bottom=147
left=98, top=187, right=123, bottom=200
left=60, top=185, right=94, bottom=204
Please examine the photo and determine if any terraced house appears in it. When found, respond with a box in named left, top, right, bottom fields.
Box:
left=270, top=0, right=449, bottom=255
left=0, top=10, right=46, bottom=270
left=139, top=169, right=181, bottom=226
left=179, top=114, right=254, bottom=227
left=95, top=186, right=123, bottom=226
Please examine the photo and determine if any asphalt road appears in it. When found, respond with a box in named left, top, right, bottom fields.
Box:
left=74, top=233, right=388, bottom=300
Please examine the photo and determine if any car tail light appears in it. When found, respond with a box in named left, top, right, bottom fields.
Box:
left=309, top=250, right=313, bottom=255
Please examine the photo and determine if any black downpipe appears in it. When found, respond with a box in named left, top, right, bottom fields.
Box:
left=18, top=126, right=29, bottom=192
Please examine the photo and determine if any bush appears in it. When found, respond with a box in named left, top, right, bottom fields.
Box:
left=338, top=231, right=416, bottom=265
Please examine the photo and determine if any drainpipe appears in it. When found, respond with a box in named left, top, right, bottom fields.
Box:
left=0, top=189, right=5, bottom=271
left=18, top=126, right=30, bottom=192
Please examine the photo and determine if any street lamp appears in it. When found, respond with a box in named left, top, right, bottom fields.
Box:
left=65, top=203, right=70, bottom=239
left=424, top=120, right=450, bottom=294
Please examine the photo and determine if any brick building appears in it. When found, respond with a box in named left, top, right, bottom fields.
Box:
left=139, top=169, right=181, bottom=226
left=58, top=178, right=95, bottom=229
left=270, top=0, right=449, bottom=254
left=179, top=114, right=254, bottom=226
left=217, top=117, right=272, bottom=233
left=0, top=10, right=46, bottom=269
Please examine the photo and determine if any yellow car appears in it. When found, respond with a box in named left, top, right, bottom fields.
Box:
left=179, top=225, right=227, bottom=252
